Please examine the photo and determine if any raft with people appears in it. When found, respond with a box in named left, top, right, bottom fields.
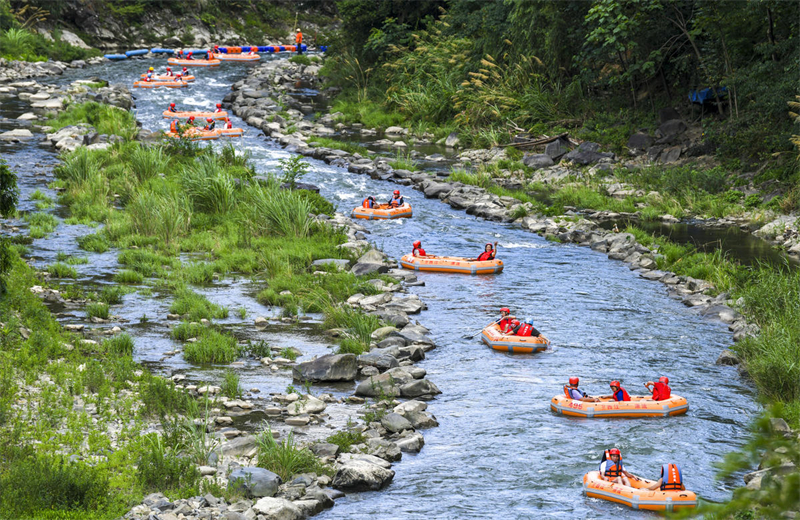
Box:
left=399, top=254, right=503, bottom=275
left=351, top=203, right=412, bottom=220
left=480, top=322, right=549, bottom=353
left=133, top=80, right=188, bottom=89
left=583, top=470, right=697, bottom=511
left=550, top=393, right=689, bottom=418
left=165, top=128, right=221, bottom=141
left=212, top=52, right=260, bottom=62
left=162, top=110, right=228, bottom=120
left=143, top=74, right=195, bottom=82
left=167, top=58, right=221, bottom=67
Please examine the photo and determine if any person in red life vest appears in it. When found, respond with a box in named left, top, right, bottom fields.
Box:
left=224, top=118, right=233, bottom=129
left=412, top=240, right=426, bottom=257
left=515, top=318, right=542, bottom=337
left=186, top=51, right=194, bottom=60
left=362, top=196, right=376, bottom=209
left=177, top=49, right=184, bottom=58
left=602, top=380, right=631, bottom=402
left=169, top=119, right=181, bottom=134
left=498, top=307, right=513, bottom=330
left=168, top=103, right=178, bottom=113
left=564, top=377, right=599, bottom=402
left=645, top=463, right=685, bottom=491
left=204, top=118, right=216, bottom=131
left=472, top=242, right=498, bottom=261
left=644, top=376, right=671, bottom=401
left=388, top=190, right=404, bottom=208
left=214, top=103, right=224, bottom=113
left=174, top=73, right=184, bottom=84
left=599, top=448, right=634, bottom=487
left=165, top=67, right=174, bottom=77
left=295, top=28, right=303, bottom=54
left=182, top=67, right=189, bottom=76
left=213, top=44, right=219, bottom=54
left=503, top=318, right=522, bottom=335
left=186, top=116, right=198, bottom=129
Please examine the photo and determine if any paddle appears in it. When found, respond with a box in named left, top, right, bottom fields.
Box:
left=464, top=318, right=501, bottom=339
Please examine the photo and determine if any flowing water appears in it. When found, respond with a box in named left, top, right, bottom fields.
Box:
left=2, top=56, right=762, bottom=518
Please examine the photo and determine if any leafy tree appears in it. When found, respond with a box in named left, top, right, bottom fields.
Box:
left=0, top=159, right=18, bottom=295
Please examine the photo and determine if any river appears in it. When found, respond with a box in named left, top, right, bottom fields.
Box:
left=2, top=54, right=760, bottom=519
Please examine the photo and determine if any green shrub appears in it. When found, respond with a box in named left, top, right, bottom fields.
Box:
left=47, top=102, right=137, bottom=140
left=82, top=359, right=107, bottom=394
left=183, top=329, right=240, bottom=364
left=307, top=136, right=369, bottom=155
left=289, top=55, right=312, bottom=65
left=48, top=262, right=78, bottom=278
left=85, top=302, right=109, bottom=319
left=256, top=427, right=327, bottom=482
left=388, top=151, right=419, bottom=171
left=297, top=189, right=335, bottom=216
left=137, top=434, right=200, bottom=492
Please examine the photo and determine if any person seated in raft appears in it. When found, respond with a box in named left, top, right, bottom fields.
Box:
left=515, top=318, right=541, bottom=338
left=169, top=119, right=182, bottom=134
left=144, top=70, right=153, bottom=82
left=601, top=380, right=631, bottom=402
left=182, top=66, right=189, bottom=76
left=186, top=51, right=194, bottom=60
left=185, top=116, right=198, bottom=130
left=564, top=377, right=599, bottom=402
left=471, top=242, right=498, bottom=262
left=214, top=103, right=224, bottom=113
left=167, top=102, right=178, bottom=113
left=503, top=318, right=522, bottom=335
left=644, top=376, right=672, bottom=401
left=362, top=196, right=376, bottom=209
left=599, top=448, right=635, bottom=487
left=177, top=49, right=184, bottom=58
left=644, top=463, right=685, bottom=491
left=173, top=73, right=186, bottom=84
left=412, top=240, right=426, bottom=257
left=388, top=189, right=404, bottom=208
left=224, top=118, right=233, bottom=129
left=204, top=117, right=216, bottom=131
left=164, top=67, right=174, bottom=77
left=498, top=307, right=514, bottom=330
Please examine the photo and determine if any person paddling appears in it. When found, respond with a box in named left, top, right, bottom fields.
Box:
left=515, top=318, right=541, bottom=338
left=412, top=240, right=426, bottom=257
left=564, top=377, right=599, bottom=402
left=472, top=242, right=498, bottom=261
left=224, top=118, right=233, bottom=129
left=644, top=377, right=672, bottom=401
left=498, top=307, right=514, bottom=330
left=165, top=67, right=174, bottom=77
left=167, top=102, right=178, bottom=113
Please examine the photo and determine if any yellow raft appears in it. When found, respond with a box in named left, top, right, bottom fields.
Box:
left=583, top=471, right=697, bottom=512
left=480, top=322, right=549, bottom=353
left=162, top=110, right=228, bottom=120
left=212, top=53, right=260, bottom=62
left=166, top=128, right=221, bottom=141
left=167, top=58, right=221, bottom=67
left=351, top=203, right=412, bottom=220
left=141, top=74, right=195, bottom=82
left=399, top=254, right=503, bottom=275
left=133, top=80, right=187, bottom=89
left=550, top=393, right=689, bottom=418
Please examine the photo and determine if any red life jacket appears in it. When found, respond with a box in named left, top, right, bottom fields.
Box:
left=517, top=323, right=533, bottom=336
left=215, top=108, right=223, bottom=113
left=225, top=121, right=232, bottom=129
left=498, top=317, right=512, bottom=330
left=168, top=106, right=177, bottom=112
left=413, top=247, right=426, bottom=257
left=660, top=464, right=684, bottom=491
left=477, top=251, right=494, bottom=261
left=613, top=387, right=631, bottom=402
left=653, top=382, right=671, bottom=400
left=601, top=451, right=624, bottom=478
left=170, top=120, right=178, bottom=133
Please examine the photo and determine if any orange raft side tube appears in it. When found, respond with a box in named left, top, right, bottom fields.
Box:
left=480, top=322, right=549, bottom=353
left=550, top=394, right=689, bottom=418
left=165, top=128, right=221, bottom=141
left=212, top=53, right=260, bottom=62
left=218, top=128, right=245, bottom=138
left=399, top=254, right=503, bottom=275
left=351, top=203, right=412, bottom=220
left=133, top=80, right=188, bottom=89
left=167, top=58, right=221, bottom=67
left=141, top=74, right=196, bottom=82
left=583, top=471, right=697, bottom=512
left=162, top=110, right=228, bottom=120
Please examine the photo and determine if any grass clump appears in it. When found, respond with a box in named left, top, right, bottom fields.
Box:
left=140, top=374, right=197, bottom=418
left=221, top=369, right=241, bottom=399
left=47, top=262, right=78, bottom=279
left=85, top=302, right=109, bottom=320
left=47, top=102, right=137, bottom=140
left=99, top=285, right=127, bottom=304
left=255, top=426, right=329, bottom=482
left=137, top=434, right=201, bottom=493
left=288, top=55, right=312, bottom=66
left=326, top=428, right=366, bottom=453
left=77, top=233, right=110, bottom=253
left=113, top=269, right=143, bottom=284
left=388, top=151, right=419, bottom=171
left=183, top=328, right=240, bottom=365
left=171, top=321, right=207, bottom=342
left=104, top=334, right=134, bottom=356
left=307, top=136, right=369, bottom=156
left=170, top=287, right=228, bottom=321
left=25, top=212, right=58, bottom=238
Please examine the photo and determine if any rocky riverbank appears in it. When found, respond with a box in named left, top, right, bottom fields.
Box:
left=0, top=56, right=105, bottom=82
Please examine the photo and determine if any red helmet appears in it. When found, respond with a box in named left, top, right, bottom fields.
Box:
left=170, top=103, right=175, bottom=107
left=413, top=240, right=421, bottom=248
left=610, top=380, right=620, bottom=388
left=206, top=118, right=213, bottom=122
left=216, top=103, right=222, bottom=108
left=225, top=117, right=230, bottom=121
left=187, top=51, right=193, bottom=55
left=511, top=319, right=520, bottom=326
left=166, top=67, right=172, bottom=71
left=500, top=307, right=510, bottom=313
left=188, top=116, right=195, bottom=121
left=569, top=377, right=579, bottom=386
left=393, top=190, right=400, bottom=196
left=608, top=448, right=621, bottom=456
left=659, top=376, right=669, bottom=384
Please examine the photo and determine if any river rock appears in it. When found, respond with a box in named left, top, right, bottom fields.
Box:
left=311, top=443, right=340, bottom=458
left=544, top=138, right=570, bottom=160
left=381, top=413, right=413, bottom=433
left=292, top=353, right=357, bottom=382
left=357, top=351, right=400, bottom=371
left=219, top=435, right=258, bottom=458
left=254, top=316, right=268, bottom=329
left=660, top=145, right=682, bottom=164
left=423, top=182, right=452, bottom=199
left=564, top=141, right=612, bottom=165
left=287, top=395, right=327, bottom=416
left=521, top=153, right=554, bottom=170
left=382, top=297, right=425, bottom=314
left=395, top=432, right=425, bottom=453
left=627, top=132, right=653, bottom=153
left=350, top=262, right=388, bottom=275
left=394, top=329, right=433, bottom=345
left=228, top=467, right=281, bottom=497
left=370, top=326, right=397, bottom=341
left=400, top=379, right=441, bottom=398
left=394, top=400, right=427, bottom=414
left=354, top=373, right=400, bottom=397
left=769, top=418, right=791, bottom=435
left=0, top=128, right=33, bottom=140
left=252, top=497, right=302, bottom=520
left=378, top=312, right=410, bottom=327
left=311, top=258, right=350, bottom=271
left=656, top=119, right=687, bottom=139
left=332, top=460, right=395, bottom=491
left=359, top=249, right=387, bottom=264
left=402, top=410, right=439, bottom=429
left=445, top=132, right=460, bottom=148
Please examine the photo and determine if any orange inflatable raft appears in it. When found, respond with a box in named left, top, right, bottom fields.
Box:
left=399, top=254, right=503, bottom=275
left=351, top=203, right=412, bottom=220
left=133, top=80, right=188, bottom=89
left=141, top=74, right=195, bottom=82
left=213, top=53, right=260, bottom=62
left=166, top=128, right=221, bottom=141
left=550, top=393, right=689, bottom=418
left=583, top=471, right=697, bottom=512
left=162, top=110, right=228, bottom=120
left=218, top=127, right=245, bottom=137
left=167, top=58, right=221, bottom=67
left=480, top=322, right=549, bottom=353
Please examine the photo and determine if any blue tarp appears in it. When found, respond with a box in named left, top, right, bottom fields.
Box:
left=689, top=86, right=728, bottom=104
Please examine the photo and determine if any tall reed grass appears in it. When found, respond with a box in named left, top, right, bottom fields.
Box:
left=129, top=145, right=169, bottom=183
left=238, top=185, right=312, bottom=238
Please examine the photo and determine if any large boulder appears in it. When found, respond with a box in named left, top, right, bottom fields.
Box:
left=521, top=153, right=554, bottom=170
left=423, top=182, right=452, bottom=199
left=445, top=132, right=460, bottom=147
left=252, top=497, right=302, bottom=520
left=715, top=349, right=740, bottom=366
left=60, top=30, right=92, bottom=49
left=656, top=119, right=687, bottom=140
left=358, top=351, right=400, bottom=371
left=627, top=132, right=653, bottom=154
left=228, top=467, right=281, bottom=498
left=399, top=379, right=442, bottom=397
left=660, top=145, right=682, bottom=164
left=219, top=435, right=258, bottom=458
left=350, top=262, right=388, bottom=276
left=292, top=354, right=358, bottom=382
left=354, top=373, right=401, bottom=397
left=381, top=412, right=413, bottom=433
left=287, top=395, right=327, bottom=415
left=332, top=460, right=395, bottom=491
left=544, top=138, right=570, bottom=160
left=564, top=142, right=613, bottom=165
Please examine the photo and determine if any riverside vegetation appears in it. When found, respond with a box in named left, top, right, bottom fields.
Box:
left=0, top=101, right=408, bottom=518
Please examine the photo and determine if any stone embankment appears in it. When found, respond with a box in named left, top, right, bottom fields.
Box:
left=226, top=59, right=757, bottom=364
left=0, top=56, right=105, bottom=82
